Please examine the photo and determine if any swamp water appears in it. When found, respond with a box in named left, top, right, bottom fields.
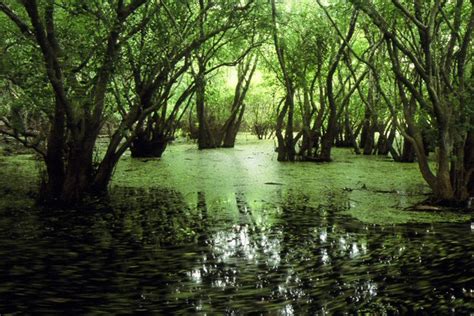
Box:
left=0, top=140, right=472, bottom=314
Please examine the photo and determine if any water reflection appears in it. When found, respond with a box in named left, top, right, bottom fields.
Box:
left=0, top=187, right=472, bottom=314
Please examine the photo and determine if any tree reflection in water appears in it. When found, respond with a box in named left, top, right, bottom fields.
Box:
left=177, top=190, right=472, bottom=314
left=0, top=187, right=472, bottom=314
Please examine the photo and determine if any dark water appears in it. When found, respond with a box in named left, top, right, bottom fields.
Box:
left=0, top=187, right=472, bottom=315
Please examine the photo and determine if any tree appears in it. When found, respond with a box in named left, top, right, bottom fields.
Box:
left=1, top=0, right=151, bottom=204
left=245, top=70, right=278, bottom=140
left=193, top=0, right=262, bottom=149
left=116, top=1, right=215, bottom=158
left=351, top=0, right=474, bottom=202
left=317, top=8, right=360, bottom=161
left=270, top=0, right=297, bottom=161
left=220, top=54, right=258, bottom=147
left=0, top=0, right=262, bottom=203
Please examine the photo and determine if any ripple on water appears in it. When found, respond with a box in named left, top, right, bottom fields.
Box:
left=0, top=141, right=472, bottom=314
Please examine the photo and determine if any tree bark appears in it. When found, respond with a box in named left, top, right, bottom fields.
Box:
left=196, top=61, right=217, bottom=150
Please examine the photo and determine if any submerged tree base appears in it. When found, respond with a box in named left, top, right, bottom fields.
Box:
left=298, top=155, right=332, bottom=163
left=344, top=187, right=471, bottom=225
left=410, top=197, right=472, bottom=212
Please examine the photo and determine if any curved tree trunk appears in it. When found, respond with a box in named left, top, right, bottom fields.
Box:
left=222, top=104, right=245, bottom=148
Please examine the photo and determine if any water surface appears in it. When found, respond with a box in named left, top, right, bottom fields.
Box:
left=0, top=141, right=472, bottom=314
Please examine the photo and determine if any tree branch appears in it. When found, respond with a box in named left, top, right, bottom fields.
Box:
left=0, top=2, right=34, bottom=38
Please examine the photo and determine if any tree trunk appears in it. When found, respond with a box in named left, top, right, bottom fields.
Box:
left=377, top=123, right=396, bottom=156
left=41, top=99, right=66, bottom=200
left=274, top=99, right=290, bottom=161
left=319, top=11, right=358, bottom=162
left=222, top=103, right=245, bottom=148
left=397, top=138, right=415, bottom=163
left=196, top=65, right=217, bottom=150
left=284, top=91, right=296, bottom=161
left=271, top=0, right=297, bottom=162
left=92, top=151, right=123, bottom=194
left=344, top=112, right=360, bottom=154
left=130, top=132, right=169, bottom=158
left=220, top=56, right=257, bottom=148
left=464, top=131, right=474, bottom=197
left=299, top=83, right=317, bottom=158
left=60, top=138, right=95, bottom=204
left=359, top=110, right=370, bottom=149
left=254, top=123, right=268, bottom=140
left=362, top=122, right=375, bottom=155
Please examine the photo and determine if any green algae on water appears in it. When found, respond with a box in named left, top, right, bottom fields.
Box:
left=111, top=140, right=471, bottom=225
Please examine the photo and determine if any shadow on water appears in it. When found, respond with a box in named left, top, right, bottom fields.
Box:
left=0, top=186, right=472, bottom=314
